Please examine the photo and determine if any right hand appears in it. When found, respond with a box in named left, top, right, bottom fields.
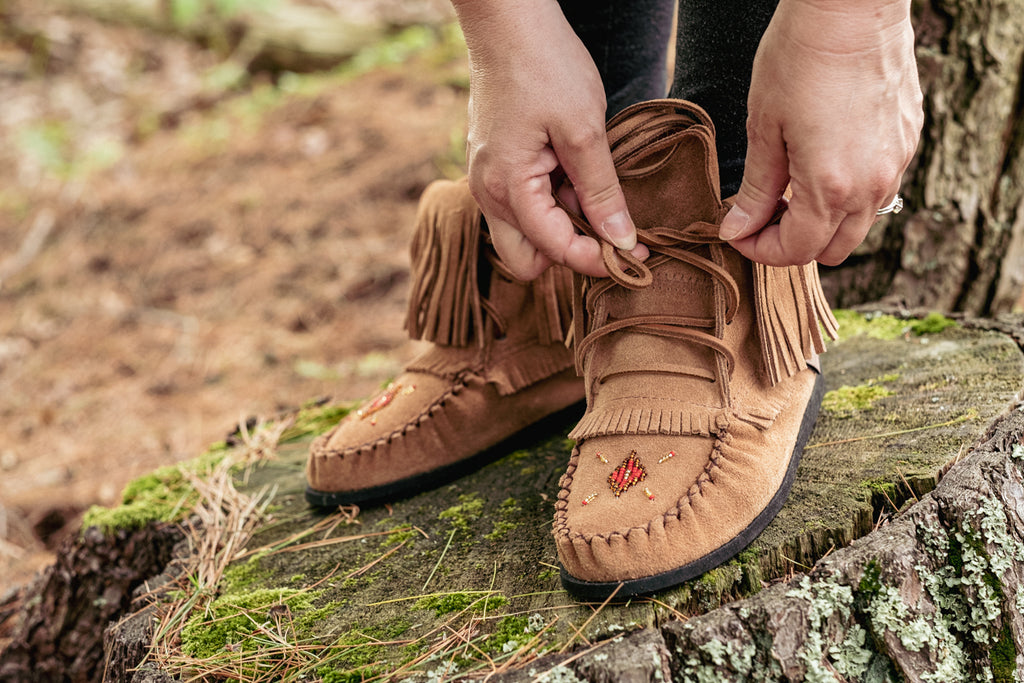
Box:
left=452, top=0, right=646, bottom=280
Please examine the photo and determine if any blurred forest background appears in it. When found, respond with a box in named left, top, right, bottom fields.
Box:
left=0, top=0, right=1021, bottom=598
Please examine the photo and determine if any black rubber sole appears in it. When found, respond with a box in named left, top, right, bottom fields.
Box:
left=305, top=400, right=585, bottom=509
left=560, top=371, right=826, bottom=601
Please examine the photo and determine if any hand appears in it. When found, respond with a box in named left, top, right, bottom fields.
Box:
left=719, top=0, right=924, bottom=267
left=452, top=0, right=646, bottom=280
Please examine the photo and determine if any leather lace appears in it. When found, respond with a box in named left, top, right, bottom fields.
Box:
left=479, top=242, right=513, bottom=338
left=560, top=100, right=742, bottom=386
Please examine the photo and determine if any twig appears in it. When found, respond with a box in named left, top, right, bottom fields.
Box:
left=805, top=409, right=978, bottom=450
left=559, top=583, right=622, bottom=653
left=641, top=596, right=689, bottom=622
left=344, top=540, right=407, bottom=579
left=781, top=554, right=813, bottom=571
left=896, top=466, right=921, bottom=504
left=422, top=528, right=456, bottom=591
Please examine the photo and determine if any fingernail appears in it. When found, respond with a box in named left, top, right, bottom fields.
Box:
left=719, top=205, right=749, bottom=241
left=600, top=211, right=636, bottom=251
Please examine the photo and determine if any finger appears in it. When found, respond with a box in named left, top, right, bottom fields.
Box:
left=816, top=210, right=875, bottom=266
left=554, top=125, right=637, bottom=251
left=555, top=178, right=581, bottom=215
left=720, top=117, right=790, bottom=242
left=556, top=175, right=650, bottom=265
left=502, top=172, right=613, bottom=278
left=816, top=179, right=901, bottom=266
left=488, top=216, right=554, bottom=281
left=729, top=192, right=838, bottom=266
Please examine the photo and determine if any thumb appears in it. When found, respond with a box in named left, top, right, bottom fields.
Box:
left=556, top=129, right=636, bottom=251
left=719, top=126, right=790, bottom=242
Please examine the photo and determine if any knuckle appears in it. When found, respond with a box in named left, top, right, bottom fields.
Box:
left=562, top=121, right=607, bottom=153
left=740, top=174, right=783, bottom=204
left=744, top=111, right=775, bottom=150
left=580, top=181, right=622, bottom=208
left=815, top=171, right=856, bottom=209
left=475, top=168, right=509, bottom=206
left=864, top=169, right=895, bottom=201
left=787, top=249, right=818, bottom=267
left=817, top=251, right=847, bottom=267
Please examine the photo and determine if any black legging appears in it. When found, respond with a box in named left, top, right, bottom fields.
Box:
left=558, top=0, right=779, bottom=196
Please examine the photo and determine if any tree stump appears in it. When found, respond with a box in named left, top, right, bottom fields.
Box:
left=4, top=314, right=1022, bottom=682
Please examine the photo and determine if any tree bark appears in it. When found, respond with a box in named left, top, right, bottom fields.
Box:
left=0, top=524, right=182, bottom=683
left=822, top=0, right=1024, bottom=316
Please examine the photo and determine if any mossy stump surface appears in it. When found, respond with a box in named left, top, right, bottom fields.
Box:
left=4, top=314, right=1024, bottom=682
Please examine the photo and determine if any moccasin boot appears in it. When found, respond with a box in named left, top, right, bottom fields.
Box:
left=552, top=100, right=838, bottom=599
left=306, top=178, right=584, bottom=507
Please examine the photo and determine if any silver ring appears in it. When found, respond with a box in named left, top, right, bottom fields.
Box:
left=876, top=194, right=904, bottom=216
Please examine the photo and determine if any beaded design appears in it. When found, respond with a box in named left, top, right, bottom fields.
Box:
left=658, top=450, right=676, bottom=464
left=608, top=451, right=647, bottom=497
left=356, top=383, right=414, bottom=425
left=644, top=487, right=655, bottom=501
left=582, top=493, right=598, bottom=506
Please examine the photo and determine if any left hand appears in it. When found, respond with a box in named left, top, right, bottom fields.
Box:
left=719, top=0, right=924, bottom=267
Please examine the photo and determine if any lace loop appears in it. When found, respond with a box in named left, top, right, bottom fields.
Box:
left=560, top=100, right=740, bottom=387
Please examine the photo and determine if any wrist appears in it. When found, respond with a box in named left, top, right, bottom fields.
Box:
left=773, top=0, right=914, bottom=54
left=450, top=0, right=564, bottom=57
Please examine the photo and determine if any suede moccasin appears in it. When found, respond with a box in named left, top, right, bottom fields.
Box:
left=552, top=100, right=837, bottom=599
left=306, top=179, right=584, bottom=507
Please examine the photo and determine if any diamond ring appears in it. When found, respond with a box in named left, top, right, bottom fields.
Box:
left=876, top=194, right=904, bottom=216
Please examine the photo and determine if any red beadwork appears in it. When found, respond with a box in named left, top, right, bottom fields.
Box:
left=356, top=382, right=405, bottom=422
left=607, top=451, right=647, bottom=497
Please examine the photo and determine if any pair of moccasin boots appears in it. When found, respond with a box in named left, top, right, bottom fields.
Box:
left=306, top=99, right=838, bottom=599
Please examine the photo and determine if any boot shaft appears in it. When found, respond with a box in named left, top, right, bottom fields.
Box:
left=403, top=178, right=575, bottom=395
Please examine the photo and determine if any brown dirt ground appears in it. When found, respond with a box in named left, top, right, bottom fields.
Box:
left=0, top=2, right=468, bottom=595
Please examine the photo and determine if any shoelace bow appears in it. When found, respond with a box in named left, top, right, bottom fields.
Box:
left=560, top=102, right=743, bottom=383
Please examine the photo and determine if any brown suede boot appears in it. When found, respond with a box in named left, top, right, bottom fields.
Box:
left=306, top=178, right=584, bottom=507
left=552, top=100, right=838, bottom=599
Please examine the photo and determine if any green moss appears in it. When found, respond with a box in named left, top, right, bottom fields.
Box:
left=81, top=465, right=192, bottom=533
left=80, top=441, right=232, bottom=534
left=537, top=568, right=558, bottom=582
left=822, top=376, right=896, bottom=418
left=438, top=493, right=484, bottom=536
left=317, top=620, right=412, bottom=683
left=990, top=622, right=1016, bottom=683
left=280, top=401, right=354, bottom=442
left=858, top=560, right=882, bottom=596
left=485, top=497, right=522, bottom=541
left=180, top=588, right=321, bottom=659
left=384, top=527, right=417, bottom=546
left=908, top=312, right=958, bottom=336
left=484, top=615, right=531, bottom=654
left=221, top=558, right=272, bottom=593
left=485, top=520, right=519, bottom=541
left=832, top=310, right=957, bottom=343
left=414, top=592, right=508, bottom=616
left=861, top=479, right=898, bottom=499
left=833, top=310, right=911, bottom=342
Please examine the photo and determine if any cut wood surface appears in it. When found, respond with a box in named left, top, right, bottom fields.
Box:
left=3, top=314, right=1022, bottom=682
